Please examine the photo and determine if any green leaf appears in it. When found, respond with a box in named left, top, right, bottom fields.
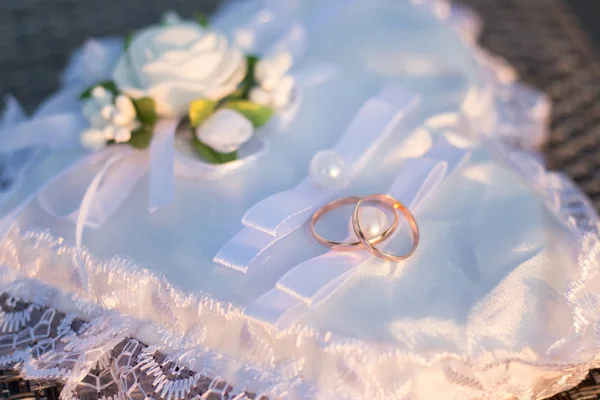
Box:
left=189, top=99, right=217, bottom=128
left=191, top=135, right=237, bottom=164
left=223, top=100, right=274, bottom=128
left=79, top=80, right=119, bottom=100
left=132, top=97, right=158, bottom=126
left=128, top=126, right=153, bottom=149
left=124, top=32, right=134, bottom=50
left=229, top=55, right=259, bottom=100
left=194, top=12, right=210, bottom=28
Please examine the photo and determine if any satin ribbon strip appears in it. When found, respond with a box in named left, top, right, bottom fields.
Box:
left=74, top=148, right=145, bottom=288
left=244, top=86, right=420, bottom=235
left=245, top=137, right=471, bottom=328
left=0, top=88, right=85, bottom=210
left=24, top=118, right=177, bottom=229
left=2, top=114, right=177, bottom=290
left=0, top=96, right=30, bottom=209
left=148, top=119, right=178, bottom=212
left=214, top=85, right=421, bottom=273
left=0, top=87, right=87, bottom=154
left=35, top=147, right=147, bottom=227
left=0, top=113, right=87, bottom=153
left=0, top=96, right=26, bottom=126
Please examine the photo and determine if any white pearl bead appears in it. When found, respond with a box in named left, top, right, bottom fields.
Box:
left=309, top=150, right=346, bottom=188
left=348, top=206, right=389, bottom=241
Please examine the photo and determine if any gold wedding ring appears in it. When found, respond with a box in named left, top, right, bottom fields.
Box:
left=310, top=196, right=399, bottom=250
left=310, top=194, right=420, bottom=261
left=352, top=194, right=419, bottom=262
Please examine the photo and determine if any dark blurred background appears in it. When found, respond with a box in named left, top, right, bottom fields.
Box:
left=0, top=0, right=597, bottom=112
left=568, top=0, right=600, bottom=46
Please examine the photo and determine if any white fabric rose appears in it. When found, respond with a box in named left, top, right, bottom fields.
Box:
left=195, top=109, right=253, bottom=154
left=113, top=22, right=247, bottom=117
left=80, top=87, right=140, bottom=150
left=249, top=52, right=295, bottom=110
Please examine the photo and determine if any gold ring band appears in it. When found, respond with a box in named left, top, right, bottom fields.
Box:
left=352, top=194, right=419, bottom=261
left=310, top=196, right=399, bottom=250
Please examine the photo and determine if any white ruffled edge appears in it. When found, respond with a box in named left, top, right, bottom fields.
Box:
left=1, top=1, right=599, bottom=399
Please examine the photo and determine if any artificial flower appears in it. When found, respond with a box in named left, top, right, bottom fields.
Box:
left=112, top=20, right=247, bottom=117
left=249, top=52, right=295, bottom=110
left=195, top=109, right=254, bottom=154
left=80, top=86, right=141, bottom=150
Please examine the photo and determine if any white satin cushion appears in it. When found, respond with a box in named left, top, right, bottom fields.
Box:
left=0, top=1, right=595, bottom=399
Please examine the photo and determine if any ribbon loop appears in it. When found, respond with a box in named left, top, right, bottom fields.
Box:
left=245, top=136, right=471, bottom=328
left=214, top=85, right=422, bottom=273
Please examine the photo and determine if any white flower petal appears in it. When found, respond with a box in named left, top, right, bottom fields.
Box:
left=153, top=24, right=205, bottom=49
left=234, top=28, right=255, bottom=51
left=189, top=31, right=219, bottom=53
left=195, top=109, right=254, bottom=154
left=278, top=75, right=295, bottom=92
left=91, top=86, right=108, bottom=99
left=113, top=127, right=132, bottom=143
left=126, top=26, right=165, bottom=87
left=209, top=48, right=246, bottom=86
left=255, top=60, right=277, bottom=86
left=179, top=52, right=224, bottom=81
left=270, top=75, right=295, bottom=109
left=127, top=120, right=142, bottom=132
left=115, top=95, right=137, bottom=121
left=103, top=125, right=117, bottom=140
left=161, top=10, right=182, bottom=26
left=140, top=59, right=183, bottom=85
left=117, top=22, right=246, bottom=117
left=272, top=90, right=292, bottom=110
left=80, top=128, right=107, bottom=151
left=272, top=51, right=293, bottom=74
left=255, top=59, right=285, bottom=91
left=112, top=112, right=132, bottom=127
left=159, top=49, right=190, bottom=62
left=113, top=56, right=142, bottom=92
left=249, top=87, right=271, bottom=106
left=101, top=104, right=116, bottom=120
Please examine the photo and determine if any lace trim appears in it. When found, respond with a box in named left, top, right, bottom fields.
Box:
left=0, top=1, right=599, bottom=399
left=0, top=292, right=295, bottom=400
left=1, top=143, right=599, bottom=399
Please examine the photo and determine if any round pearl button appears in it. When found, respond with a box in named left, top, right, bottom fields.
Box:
left=309, top=150, right=347, bottom=188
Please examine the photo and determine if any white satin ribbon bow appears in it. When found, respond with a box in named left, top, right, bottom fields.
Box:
left=0, top=72, right=338, bottom=292
left=214, top=85, right=422, bottom=273
left=245, top=136, right=471, bottom=329
left=0, top=110, right=179, bottom=289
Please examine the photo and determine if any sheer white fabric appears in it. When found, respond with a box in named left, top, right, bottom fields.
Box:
left=0, top=1, right=597, bottom=399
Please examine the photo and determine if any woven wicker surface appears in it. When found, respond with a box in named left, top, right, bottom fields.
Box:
left=0, top=0, right=219, bottom=113
left=1, top=0, right=600, bottom=398
left=459, top=0, right=600, bottom=210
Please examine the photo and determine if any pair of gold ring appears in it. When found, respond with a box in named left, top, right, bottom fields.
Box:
left=310, top=194, right=419, bottom=262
